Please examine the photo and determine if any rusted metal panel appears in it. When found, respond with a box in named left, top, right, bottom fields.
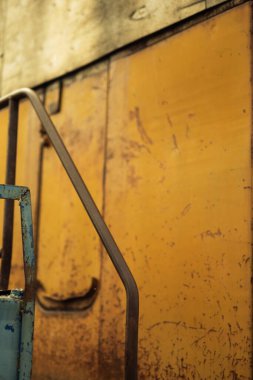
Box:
left=1, top=77, right=139, bottom=379
left=102, top=3, right=252, bottom=379
left=1, top=3, right=251, bottom=380
left=0, top=0, right=228, bottom=95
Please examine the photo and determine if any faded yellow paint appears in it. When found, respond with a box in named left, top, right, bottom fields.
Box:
left=101, top=3, right=252, bottom=379
left=0, top=3, right=251, bottom=380
left=37, top=65, right=106, bottom=298
left=33, top=64, right=108, bottom=380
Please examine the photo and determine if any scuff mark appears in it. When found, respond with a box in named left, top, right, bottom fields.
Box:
left=200, top=228, right=223, bottom=240
left=191, top=328, right=217, bottom=346
left=166, top=114, right=173, bottom=128
left=148, top=320, right=208, bottom=332
left=130, top=107, right=153, bottom=145
left=172, top=134, right=178, bottom=150
left=181, top=203, right=192, bottom=216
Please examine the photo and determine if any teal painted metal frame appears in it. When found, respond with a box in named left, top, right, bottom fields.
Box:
left=0, top=184, right=36, bottom=380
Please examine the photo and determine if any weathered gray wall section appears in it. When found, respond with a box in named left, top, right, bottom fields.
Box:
left=0, top=0, right=227, bottom=95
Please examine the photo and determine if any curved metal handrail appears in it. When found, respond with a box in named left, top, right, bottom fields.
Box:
left=0, top=88, right=139, bottom=380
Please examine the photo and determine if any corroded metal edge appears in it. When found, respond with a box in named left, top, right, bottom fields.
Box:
left=0, top=184, right=36, bottom=380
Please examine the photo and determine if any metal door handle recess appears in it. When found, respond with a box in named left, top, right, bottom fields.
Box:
left=36, top=277, right=99, bottom=312
left=0, top=88, right=139, bottom=380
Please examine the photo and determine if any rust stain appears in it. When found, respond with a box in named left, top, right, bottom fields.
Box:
left=127, top=165, right=142, bottom=187
left=172, top=134, right=179, bottom=150
left=121, top=136, right=151, bottom=153
left=191, top=328, right=217, bottom=346
left=10, top=4, right=252, bottom=380
left=200, top=228, right=223, bottom=240
left=166, top=114, right=173, bottom=128
left=121, top=136, right=151, bottom=162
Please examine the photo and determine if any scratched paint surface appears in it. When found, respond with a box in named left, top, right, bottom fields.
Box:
left=101, top=3, right=252, bottom=379
left=0, top=4, right=251, bottom=380
left=33, top=64, right=108, bottom=380
left=37, top=65, right=106, bottom=298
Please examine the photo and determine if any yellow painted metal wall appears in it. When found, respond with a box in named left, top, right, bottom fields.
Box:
left=35, top=65, right=108, bottom=380
left=101, top=4, right=252, bottom=378
left=0, top=3, right=252, bottom=379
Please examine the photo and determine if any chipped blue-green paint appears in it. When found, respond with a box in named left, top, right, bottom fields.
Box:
left=0, top=290, right=23, bottom=380
left=0, top=185, right=36, bottom=380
